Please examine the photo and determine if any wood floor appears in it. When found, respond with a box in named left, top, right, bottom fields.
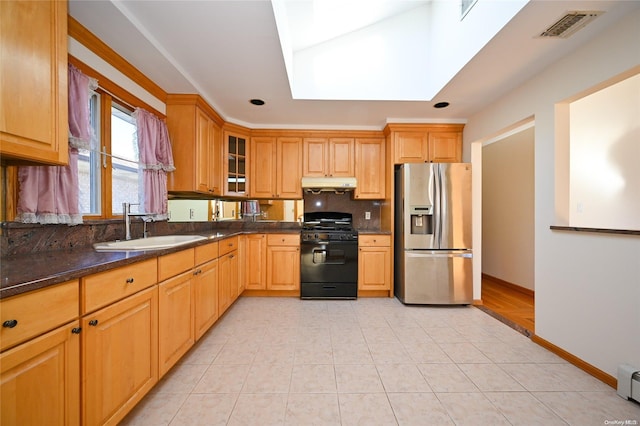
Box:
left=481, top=276, right=535, bottom=334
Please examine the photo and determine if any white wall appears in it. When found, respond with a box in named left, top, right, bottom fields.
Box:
left=465, top=9, right=640, bottom=378
left=68, top=37, right=166, bottom=114
left=570, top=73, right=640, bottom=230
left=482, top=127, right=535, bottom=290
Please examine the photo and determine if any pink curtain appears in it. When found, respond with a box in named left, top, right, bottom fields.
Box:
left=134, top=108, right=175, bottom=219
left=16, top=64, right=96, bottom=225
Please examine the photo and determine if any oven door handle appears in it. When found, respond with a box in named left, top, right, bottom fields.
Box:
left=310, top=247, right=350, bottom=265
left=312, top=248, right=327, bottom=263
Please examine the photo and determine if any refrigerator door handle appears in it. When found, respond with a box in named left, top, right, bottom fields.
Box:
left=434, top=165, right=442, bottom=248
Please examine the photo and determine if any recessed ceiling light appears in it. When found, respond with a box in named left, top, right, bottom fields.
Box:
left=249, top=99, right=265, bottom=106
left=434, top=102, right=450, bottom=108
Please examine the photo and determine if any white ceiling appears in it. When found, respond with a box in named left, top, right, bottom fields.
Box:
left=68, top=0, right=639, bottom=130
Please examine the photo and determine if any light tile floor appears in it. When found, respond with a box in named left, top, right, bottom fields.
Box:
left=121, top=297, right=640, bottom=425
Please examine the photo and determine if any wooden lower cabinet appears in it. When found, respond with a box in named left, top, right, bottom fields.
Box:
left=1, top=320, right=80, bottom=426
left=193, top=259, right=219, bottom=341
left=82, top=286, right=158, bottom=426
left=266, top=234, right=300, bottom=291
left=245, top=234, right=267, bottom=290
left=158, top=271, right=195, bottom=377
left=358, top=235, right=392, bottom=292
left=0, top=279, right=79, bottom=352
left=218, top=250, right=239, bottom=315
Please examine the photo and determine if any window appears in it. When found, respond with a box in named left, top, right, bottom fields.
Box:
left=78, top=93, right=101, bottom=215
left=110, top=104, right=140, bottom=215
left=78, top=91, right=141, bottom=219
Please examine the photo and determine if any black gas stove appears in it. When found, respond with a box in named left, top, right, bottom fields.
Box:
left=300, top=212, right=358, bottom=299
left=301, top=212, right=358, bottom=242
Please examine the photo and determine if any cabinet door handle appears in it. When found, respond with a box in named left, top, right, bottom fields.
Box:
left=3, top=319, right=18, bottom=328
left=126, top=277, right=135, bottom=284
left=89, top=319, right=99, bottom=326
left=71, top=327, right=82, bottom=334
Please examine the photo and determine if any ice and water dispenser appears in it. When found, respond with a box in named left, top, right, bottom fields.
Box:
left=410, top=205, right=433, bottom=235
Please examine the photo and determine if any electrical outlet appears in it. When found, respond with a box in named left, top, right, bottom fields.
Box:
left=365, top=211, right=371, bottom=220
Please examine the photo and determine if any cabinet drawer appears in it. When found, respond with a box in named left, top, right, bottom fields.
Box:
left=358, top=235, right=391, bottom=247
left=195, top=241, right=219, bottom=265
left=267, top=234, right=300, bottom=246
left=219, top=236, right=239, bottom=256
left=82, top=259, right=157, bottom=314
left=1, top=280, right=79, bottom=351
left=158, top=248, right=195, bottom=281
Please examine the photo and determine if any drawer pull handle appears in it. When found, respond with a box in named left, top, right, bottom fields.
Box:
left=3, top=319, right=18, bottom=328
left=89, top=319, right=99, bottom=326
left=194, top=269, right=202, bottom=276
left=71, top=327, right=82, bottom=334
left=126, top=277, right=135, bottom=284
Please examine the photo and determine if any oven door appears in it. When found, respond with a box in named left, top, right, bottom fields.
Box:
left=300, top=240, right=358, bottom=298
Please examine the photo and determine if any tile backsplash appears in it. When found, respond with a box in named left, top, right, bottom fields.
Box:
left=0, top=219, right=300, bottom=257
left=303, top=192, right=381, bottom=230
left=1, top=193, right=382, bottom=256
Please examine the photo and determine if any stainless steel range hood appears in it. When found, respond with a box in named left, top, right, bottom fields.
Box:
left=301, top=177, right=357, bottom=193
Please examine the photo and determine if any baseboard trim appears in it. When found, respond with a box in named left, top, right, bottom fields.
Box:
left=531, top=334, right=616, bottom=388
left=482, top=273, right=534, bottom=297
left=240, top=290, right=299, bottom=297
left=358, top=290, right=391, bottom=298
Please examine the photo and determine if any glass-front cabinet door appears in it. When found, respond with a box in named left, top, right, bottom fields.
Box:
left=223, top=127, right=248, bottom=196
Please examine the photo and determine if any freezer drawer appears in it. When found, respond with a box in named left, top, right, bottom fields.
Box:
left=396, top=251, right=472, bottom=305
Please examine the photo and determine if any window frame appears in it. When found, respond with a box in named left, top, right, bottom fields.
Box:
left=68, top=55, right=165, bottom=221
left=79, top=89, right=140, bottom=220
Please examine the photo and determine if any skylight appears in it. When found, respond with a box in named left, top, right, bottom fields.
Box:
left=271, top=0, right=528, bottom=101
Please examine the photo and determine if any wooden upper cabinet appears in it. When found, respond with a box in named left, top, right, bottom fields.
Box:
left=250, top=136, right=302, bottom=199
left=0, top=0, right=68, bottom=165
left=223, top=126, right=249, bottom=197
left=428, top=132, right=462, bottom=163
left=302, top=138, right=328, bottom=177
left=329, top=138, right=354, bottom=176
left=166, top=95, right=222, bottom=196
left=388, top=124, right=464, bottom=163
left=277, top=137, right=303, bottom=198
left=250, top=136, right=276, bottom=198
left=394, top=132, right=428, bottom=163
left=303, top=137, right=354, bottom=177
left=354, top=138, right=385, bottom=199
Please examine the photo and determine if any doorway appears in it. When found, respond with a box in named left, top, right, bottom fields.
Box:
left=480, top=124, right=535, bottom=335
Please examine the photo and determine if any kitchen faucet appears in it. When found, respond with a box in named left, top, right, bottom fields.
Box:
left=123, top=202, right=153, bottom=240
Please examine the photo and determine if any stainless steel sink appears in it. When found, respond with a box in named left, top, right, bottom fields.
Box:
left=93, top=235, right=207, bottom=251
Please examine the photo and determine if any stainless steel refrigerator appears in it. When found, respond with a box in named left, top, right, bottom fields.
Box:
left=394, top=163, right=473, bottom=304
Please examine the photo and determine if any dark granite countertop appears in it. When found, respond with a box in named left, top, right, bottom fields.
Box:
left=1, top=229, right=300, bottom=299
left=357, top=229, right=391, bottom=235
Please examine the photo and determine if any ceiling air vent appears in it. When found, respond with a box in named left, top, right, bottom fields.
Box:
left=539, top=11, right=603, bottom=38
